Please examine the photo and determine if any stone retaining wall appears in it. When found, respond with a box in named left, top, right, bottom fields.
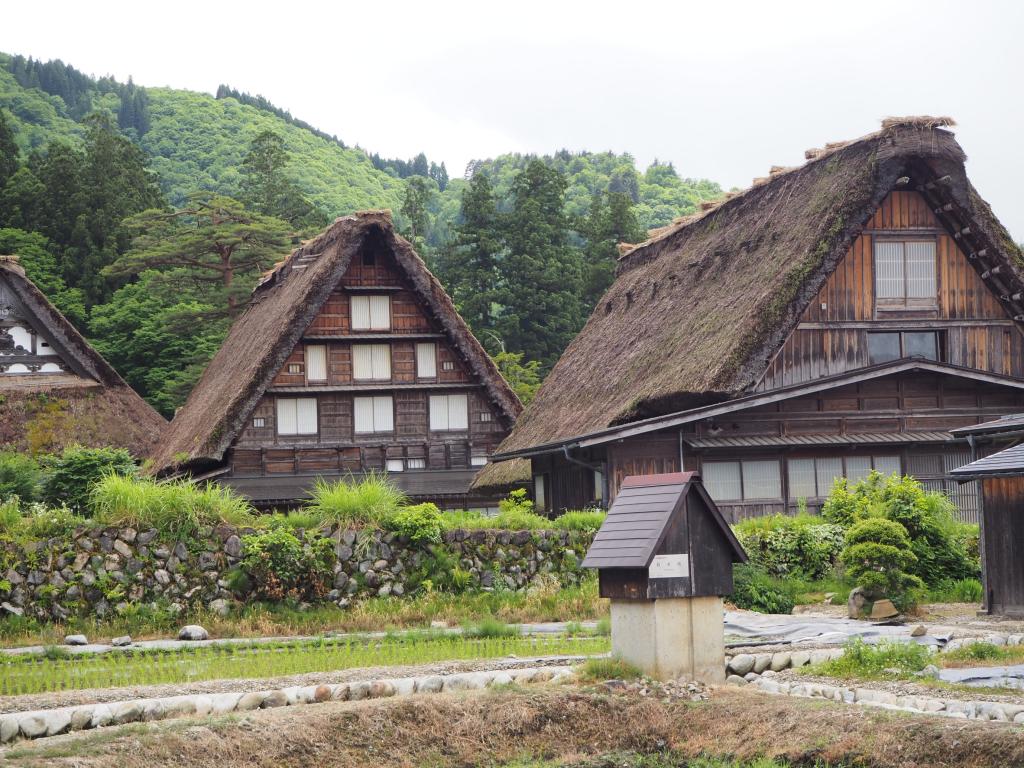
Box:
left=0, top=525, right=592, bottom=622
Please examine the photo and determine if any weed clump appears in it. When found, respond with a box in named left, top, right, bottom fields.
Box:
left=809, top=637, right=932, bottom=679
left=577, top=656, right=643, bottom=682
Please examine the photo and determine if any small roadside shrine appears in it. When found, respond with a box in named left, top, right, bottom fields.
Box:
left=582, top=472, right=747, bottom=682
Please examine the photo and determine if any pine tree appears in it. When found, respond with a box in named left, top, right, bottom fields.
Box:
left=240, top=130, right=326, bottom=230
left=582, top=190, right=644, bottom=307
left=400, top=176, right=435, bottom=249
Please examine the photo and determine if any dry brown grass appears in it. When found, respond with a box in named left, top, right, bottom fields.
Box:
left=9, top=687, right=1024, bottom=768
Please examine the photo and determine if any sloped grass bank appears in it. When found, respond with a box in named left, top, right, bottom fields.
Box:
left=4, top=688, right=1020, bottom=768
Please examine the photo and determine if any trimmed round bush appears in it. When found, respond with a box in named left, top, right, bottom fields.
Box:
left=840, top=517, right=923, bottom=607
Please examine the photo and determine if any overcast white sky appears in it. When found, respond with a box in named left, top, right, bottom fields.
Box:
left=3, top=1, right=1023, bottom=237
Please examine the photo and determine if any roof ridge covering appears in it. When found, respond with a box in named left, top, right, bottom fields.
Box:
left=151, top=211, right=522, bottom=475
left=497, top=120, right=1024, bottom=455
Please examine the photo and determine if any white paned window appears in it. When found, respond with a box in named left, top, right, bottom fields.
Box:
left=37, top=338, right=56, bottom=356
left=873, top=455, right=901, bottom=477
left=386, top=459, right=404, bottom=472
left=815, top=457, right=844, bottom=496
left=471, top=455, right=488, bottom=467
left=429, top=394, right=469, bottom=431
left=350, top=295, right=391, bottom=330
left=9, top=326, right=30, bottom=351
left=276, top=398, right=317, bottom=436
left=253, top=417, right=265, bottom=428
left=533, top=475, right=547, bottom=511
left=353, top=396, right=394, bottom=433
left=787, top=458, right=817, bottom=500
left=742, top=460, right=781, bottom=500
left=875, top=240, right=936, bottom=303
left=874, top=241, right=904, bottom=299
left=845, top=456, right=872, bottom=483
left=703, top=461, right=742, bottom=501
left=352, top=344, right=391, bottom=380
left=593, top=469, right=605, bottom=503
left=416, top=342, right=437, bottom=378
left=306, top=345, right=327, bottom=382
left=407, top=458, right=426, bottom=470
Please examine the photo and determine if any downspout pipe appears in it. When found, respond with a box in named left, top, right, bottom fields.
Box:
left=562, top=444, right=608, bottom=508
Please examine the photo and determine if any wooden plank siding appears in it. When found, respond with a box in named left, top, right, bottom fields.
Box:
left=980, top=476, right=1024, bottom=616
left=227, top=241, right=510, bottom=486
left=759, top=190, right=1023, bottom=391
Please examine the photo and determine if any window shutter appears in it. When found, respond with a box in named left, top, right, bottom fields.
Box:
left=742, top=460, right=781, bottom=499
left=845, top=457, right=872, bottom=482
left=429, top=395, right=448, bottom=431
left=787, top=458, right=816, bottom=499
left=386, top=459, right=404, bottom=472
left=875, top=241, right=904, bottom=299
left=353, top=397, right=374, bottom=433
left=815, top=458, right=844, bottom=496
left=369, top=295, right=391, bottom=330
left=306, top=345, right=327, bottom=382
left=905, top=241, right=936, bottom=298
left=351, top=296, right=371, bottom=330
left=276, top=398, right=298, bottom=435
left=448, top=394, right=468, bottom=429
left=533, top=475, right=547, bottom=510
left=352, top=345, right=372, bottom=379
left=703, top=461, right=741, bottom=501
left=296, top=399, right=318, bottom=434
left=873, top=455, right=901, bottom=477
left=416, top=343, right=437, bottom=378
left=373, top=396, right=394, bottom=432
left=371, top=344, right=391, bottom=379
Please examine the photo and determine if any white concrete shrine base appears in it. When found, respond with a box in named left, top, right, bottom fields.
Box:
left=611, top=596, right=725, bottom=683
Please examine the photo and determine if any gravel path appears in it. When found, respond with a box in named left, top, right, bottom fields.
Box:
left=0, top=654, right=588, bottom=714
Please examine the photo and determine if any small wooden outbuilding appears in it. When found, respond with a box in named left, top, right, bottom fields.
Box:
left=951, top=418, right=1024, bottom=617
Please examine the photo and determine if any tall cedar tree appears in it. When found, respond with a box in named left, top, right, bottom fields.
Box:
left=0, top=111, right=17, bottom=190
left=497, top=160, right=584, bottom=370
left=400, top=176, right=435, bottom=250
left=439, top=172, right=502, bottom=341
left=582, top=190, right=645, bottom=306
left=240, top=130, right=327, bottom=230
left=107, top=194, right=291, bottom=317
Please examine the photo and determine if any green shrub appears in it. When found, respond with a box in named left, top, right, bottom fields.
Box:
left=462, top=616, right=518, bottom=638
left=730, top=564, right=797, bottom=614
left=552, top=509, right=606, bottom=533
left=91, top=475, right=254, bottom=539
left=840, top=517, right=923, bottom=608
left=240, top=528, right=335, bottom=601
left=822, top=472, right=977, bottom=586
left=21, top=503, right=86, bottom=539
left=812, top=637, right=931, bottom=679
left=577, top=656, right=643, bottom=682
left=732, top=514, right=845, bottom=579
left=0, top=498, right=22, bottom=534
left=927, top=577, right=983, bottom=603
left=0, top=451, right=42, bottom=502
left=305, top=473, right=406, bottom=527
left=44, top=446, right=137, bottom=513
left=945, top=641, right=1003, bottom=662
left=386, top=502, right=444, bottom=543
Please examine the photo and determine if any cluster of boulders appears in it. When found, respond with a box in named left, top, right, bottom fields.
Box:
left=0, top=524, right=591, bottom=622
left=847, top=587, right=900, bottom=619
left=724, top=647, right=846, bottom=685
left=0, top=665, right=577, bottom=744
left=601, top=677, right=709, bottom=703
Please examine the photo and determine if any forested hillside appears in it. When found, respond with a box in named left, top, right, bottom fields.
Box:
left=0, top=52, right=723, bottom=415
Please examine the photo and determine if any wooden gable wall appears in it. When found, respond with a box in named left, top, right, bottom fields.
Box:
left=758, top=190, right=1024, bottom=391
left=227, top=240, right=510, bottom=480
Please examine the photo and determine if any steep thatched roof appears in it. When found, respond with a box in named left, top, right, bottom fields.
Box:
left=151, top=211, right=522, bottom=475
left=498, top=118, right=1024, bottom=455
left=0, top=259, right=166, bottom=457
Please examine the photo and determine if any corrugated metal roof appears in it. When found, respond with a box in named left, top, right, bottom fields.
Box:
left=951, top=414, right=1024, bottom=437
left=950, top=443, right=1024, bottom=478
left=581, top=473, right=693, bottom=569
left=685, top=431, right=957, bottom=448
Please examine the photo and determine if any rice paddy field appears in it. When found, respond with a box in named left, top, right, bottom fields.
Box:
left=0, top=631, right=610, bottom=696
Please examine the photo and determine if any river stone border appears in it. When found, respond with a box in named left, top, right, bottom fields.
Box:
left=0, top=665, right=576, bottom=744
left=746, top=675, right=1024, bottom=723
